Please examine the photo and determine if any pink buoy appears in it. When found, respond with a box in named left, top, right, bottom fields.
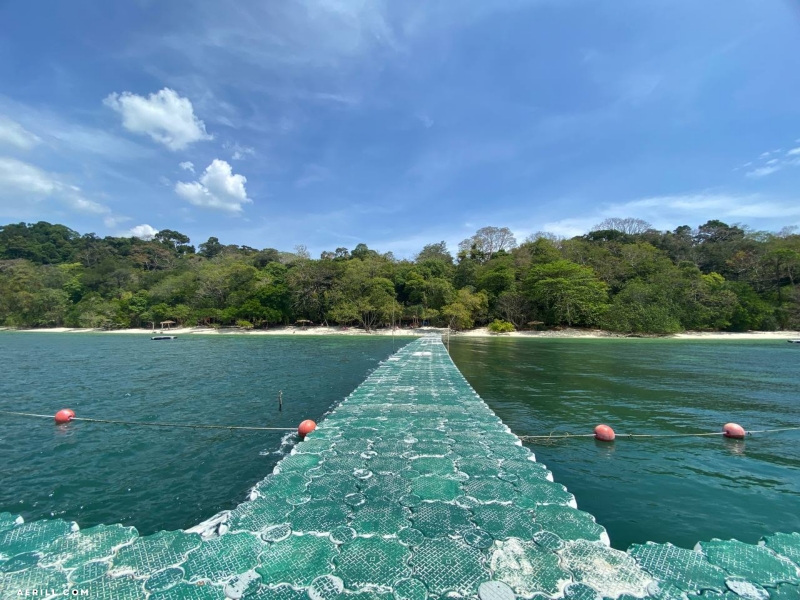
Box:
left=298, top=420, right=317, bottom=437
left=594, top=424, right=615, bottom=442
left=54, top=409, right=75, bottom=425
left=723, top=422, right=746, bottom=439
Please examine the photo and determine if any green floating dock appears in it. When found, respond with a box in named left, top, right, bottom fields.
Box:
left=2, top=337, right=799, bottom=599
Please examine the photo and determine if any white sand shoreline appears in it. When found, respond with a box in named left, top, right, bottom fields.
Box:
left=1, top=325, right=798, bottom=340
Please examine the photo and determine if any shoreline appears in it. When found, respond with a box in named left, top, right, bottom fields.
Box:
left=1, top=325, right=798, bottom=340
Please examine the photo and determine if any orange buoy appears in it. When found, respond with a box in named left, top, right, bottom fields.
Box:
left=594, top=424, right=615, bottom=442
left=723, top=422, right=746, bottom=439
left=54, top=409, right=75, bottom=425
left=298, top=420, right=317, bottom=437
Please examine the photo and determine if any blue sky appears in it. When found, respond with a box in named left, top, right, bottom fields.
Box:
left=1, top=0, right=799, bottom=257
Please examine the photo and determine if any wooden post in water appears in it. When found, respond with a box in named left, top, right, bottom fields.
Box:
left=278, top=390, right=283, bottom=412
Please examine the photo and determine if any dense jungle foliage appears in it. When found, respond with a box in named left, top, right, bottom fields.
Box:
left=1, top=219, right=798, bottom=333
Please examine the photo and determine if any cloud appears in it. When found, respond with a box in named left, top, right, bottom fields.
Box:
left=179, top=161, right=195, bottom=172
left=223, top=142, right=255, bottom=161
left=0, top=156, right=56, bottom=196
left=415, top=113, right=435, bottom=128
left=125, top=224, right=159, bottom=240
left=759, top=151, right=771, bottom=159
left=175, top=159, right=252, bottom=213
left=0, top=116, right=41, bottom=150
left=0, top=156, right=120, bottom=221
left=103, top=215, right=131, bottom=228
left=766, top=158, right=779, bottom=166
left=103, top=88, right=212, bottom=151
left=746, top=165, right=781, bottom=178
left=788, top=147, right=800, bottom=156
left=295, top=164, right=330, bottom=188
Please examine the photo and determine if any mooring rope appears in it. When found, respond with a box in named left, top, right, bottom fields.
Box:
left=517, top=426, right=800, bottom=441
left=0, top=411, right=298, bottom=432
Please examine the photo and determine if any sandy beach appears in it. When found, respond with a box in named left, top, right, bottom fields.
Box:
left=2, top=325, right=799, bottom=340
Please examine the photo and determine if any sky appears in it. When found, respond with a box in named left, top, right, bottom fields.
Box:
left=1, top=0, right=800, bottom=258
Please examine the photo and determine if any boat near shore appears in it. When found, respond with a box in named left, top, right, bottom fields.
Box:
left=151, top=335, right=177, bottom=341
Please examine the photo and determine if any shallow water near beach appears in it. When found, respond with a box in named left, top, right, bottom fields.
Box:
left=0, top=333, right=798, bottom=551
left=449, top=336, right=800, bottom=550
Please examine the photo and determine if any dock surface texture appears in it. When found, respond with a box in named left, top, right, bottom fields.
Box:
left=2, top=337, right=800, bottom=600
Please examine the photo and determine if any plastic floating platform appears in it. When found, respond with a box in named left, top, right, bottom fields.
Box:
left=2, top=336, right=799, bottom=599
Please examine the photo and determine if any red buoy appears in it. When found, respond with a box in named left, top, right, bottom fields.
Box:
left=54, top=409, right=75, bottom=425
left=298, top=420, right=317, bottom=437
left=594, top=424, right=615, bottom=442
left=723, top=422, right=746, bottom=439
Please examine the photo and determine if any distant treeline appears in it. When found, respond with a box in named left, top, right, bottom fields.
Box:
left=1, top=218, right=798, bottom=334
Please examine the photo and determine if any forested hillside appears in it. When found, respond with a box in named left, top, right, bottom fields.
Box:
left=1, top=219, right=798, bottom=333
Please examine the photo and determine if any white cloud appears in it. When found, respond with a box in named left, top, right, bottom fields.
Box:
left=766, top=158, right=779, bottom=165
left=759, top=151, right=771, bottom=159
left=415, top=113, right=435, bottom=128
left=0, top=116, right=41, bottom=150
left=0, top=156, right=56, bottom=196
left=0, top=157, right=121, bottom=221
left=223, top=142, right=255, bottom=161
left=103, top=88, right=212, bottom=151
left=746, top=165, right=781, bottom=178
left=179, top=161, right=195, bottom=172
left=295, top=164, right=330, bottom=188
left=175, top=159, right=252, bottom=213
left=788, top=147, right=800, bottom=156
left=103, top=215, right=131, bottom=228
left=125, top=224, right=159, bottom=240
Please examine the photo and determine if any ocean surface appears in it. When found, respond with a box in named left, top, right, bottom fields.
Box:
left=449, top=337, right=800, bottom=550
left=0, top=333, right=798, bottom=551
left=0, top=332, right=410, bottom=534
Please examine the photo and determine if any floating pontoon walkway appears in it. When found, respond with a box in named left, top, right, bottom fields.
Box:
left=2, top=337, right=799, bottom=599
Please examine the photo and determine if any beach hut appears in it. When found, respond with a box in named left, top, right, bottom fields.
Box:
left=160, top=320, right=176, bottom=330
left=296, top=319, right=313, bottom=330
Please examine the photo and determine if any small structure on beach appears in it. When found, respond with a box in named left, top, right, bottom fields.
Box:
left=160, top=320, right=176, bottom=330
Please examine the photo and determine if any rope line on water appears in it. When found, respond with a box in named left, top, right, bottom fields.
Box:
left=517, top=426, right=800, bottom=441
left=0, top=411, right=297, bottom=432
left=3, top=410, right=798, bottom=439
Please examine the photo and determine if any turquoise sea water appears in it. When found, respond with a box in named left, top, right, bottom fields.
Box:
left=0, top=333, right=798, bottom=552
left=448, top=337, right=800, bottom=550
left=0, top=333, right=409, bottom=534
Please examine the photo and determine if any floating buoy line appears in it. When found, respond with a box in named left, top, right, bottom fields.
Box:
left=518, top=422, right=800, bottom=443
left=2, top=410, right=312, bottom=435
left=2, top=410, right=797, bottom=444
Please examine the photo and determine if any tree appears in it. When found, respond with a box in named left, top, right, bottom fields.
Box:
left=0, top=217, right=796, bottom=334
left=199, top=237, right=224, bottom=259
left=524, top=260, right=609, bottom=326
left=602, top=281, right=682, bottom=334
left=416, top=242, right=454, bottom=265
left=458, top=227, right=517, bottom=263
left=330, top=260, right=397, bottom=332
left=592, top=218, right=653, bottom=235
left=442, top=288, right=489, bottom=330
left=155, top=229, right=194, bottom=254
left=495, top=290, right=531, bottom=329
left=351, top=243, right=378, bottom=261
